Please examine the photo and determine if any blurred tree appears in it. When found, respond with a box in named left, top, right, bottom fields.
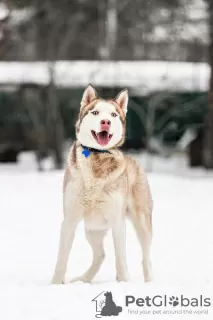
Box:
left=4, top=0, right=207, bottom=62
left=116, top=0, right=207, bottom=61
left=117, top=0, right=183, bottom=60
left=7, top=0, right=207, bottom=62
left=0, top=3, right=11, bottom=59
left=7, top=0, right=103, bottom=169
left=8, top=0, right=101, bottom=60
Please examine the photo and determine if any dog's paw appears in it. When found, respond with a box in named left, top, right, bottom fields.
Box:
left=144, top=275, right=153, bottom=283
left=70, top=275, right=92, bottom=283
left=116, top=272, right=130, bottom=282
left=143, top=261, right=153, bottom=283
left=51, top=275, right=65, bottom=285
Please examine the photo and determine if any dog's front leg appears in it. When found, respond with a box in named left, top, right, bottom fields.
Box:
left=52, top=218, right=78, bottom=284
left=112, top=217, right=130, bottom=282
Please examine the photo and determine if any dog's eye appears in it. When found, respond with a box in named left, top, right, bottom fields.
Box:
left=111, top=112, right=117, bottom=117
left=91, top=111, right=99, bottom=115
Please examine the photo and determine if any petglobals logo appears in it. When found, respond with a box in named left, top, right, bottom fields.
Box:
left=92, top=292, right=211, bottom=317
left=125, top=295, right=211, bottom=308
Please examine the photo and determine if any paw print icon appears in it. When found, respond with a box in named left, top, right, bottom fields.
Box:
left=169, top=296, right=179, bottom=307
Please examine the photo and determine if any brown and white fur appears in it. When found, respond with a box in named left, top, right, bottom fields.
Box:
left=52, top=85, right=153, bottom=284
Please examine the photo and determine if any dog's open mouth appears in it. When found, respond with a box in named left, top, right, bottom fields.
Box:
left=91, top=130, right=113, bottom=146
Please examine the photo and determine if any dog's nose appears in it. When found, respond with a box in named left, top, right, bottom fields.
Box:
left=101, top=119, right=111, bottom=126
left=100, top=119, right=111, bottom=130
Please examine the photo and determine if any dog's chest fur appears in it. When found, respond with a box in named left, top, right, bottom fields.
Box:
left=65, top=143, right=129, bottom=228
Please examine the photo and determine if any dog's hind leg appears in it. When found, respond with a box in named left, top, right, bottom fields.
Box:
left=128, top=167, right=153, bottom=282
left=129, top=211, right=153, bottom=282
left=112, top=217, right=130, bottom=282
left=70, top=229, right=106, bottom=283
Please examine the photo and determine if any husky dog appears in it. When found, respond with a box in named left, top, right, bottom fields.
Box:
left=52, top=85, right=153, bottom=284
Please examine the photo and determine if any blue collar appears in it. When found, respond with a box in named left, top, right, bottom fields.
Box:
left=81, top=145, right=111, bottom=158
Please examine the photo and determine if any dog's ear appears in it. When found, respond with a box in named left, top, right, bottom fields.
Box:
left=81, top=84, right=97, bottom=110
left=114, top=89, right=128, bottom=114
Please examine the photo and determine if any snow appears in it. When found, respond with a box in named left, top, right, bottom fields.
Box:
left=0, top=2, right=9, bottom=20
left=10, top=8, right=35, bottom=26
left=187, top=0, right=208, bottom=21
left=0, top=61, right=210, bottom=94
left=0, top=152, right=213, bottom=319
left=0, top=2, right=34, bottom=24
left=182, top=0, right=208, bottom=44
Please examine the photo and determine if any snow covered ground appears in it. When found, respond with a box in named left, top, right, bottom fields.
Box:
left=0, top=61, right=209, bottom=94
left=1, top=152, right=213, bottom=319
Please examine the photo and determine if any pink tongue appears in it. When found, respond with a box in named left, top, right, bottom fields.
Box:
left=97, top=132, right=110, bottom=146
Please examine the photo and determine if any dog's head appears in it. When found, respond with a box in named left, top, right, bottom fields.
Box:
left=104, top=291, right=112, bottom=299
left=76, top=85, right=128, bottom=150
